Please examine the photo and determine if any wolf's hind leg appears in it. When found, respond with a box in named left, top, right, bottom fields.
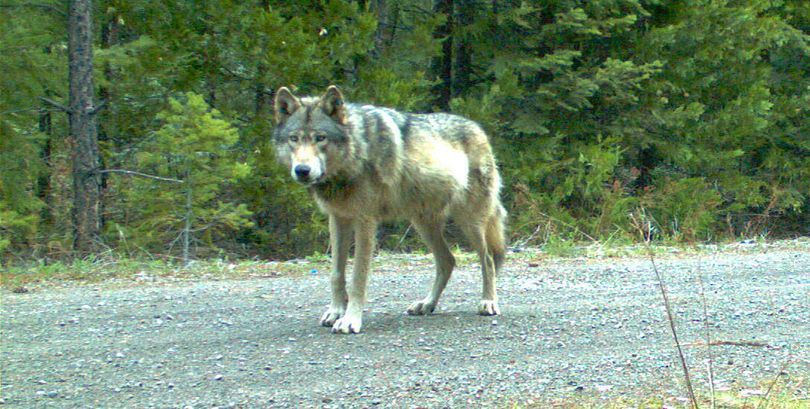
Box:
left=407, top=218, right=455, bottom=315
left=321, top=215, right=352, bottom=327
left=460, top=221, right=500, bottom=316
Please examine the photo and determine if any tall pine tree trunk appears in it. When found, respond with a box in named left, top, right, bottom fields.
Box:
left=254, top=0, right=271, bottom=116
left=68, top=0, right=101, bottom=255
left=38, top=77, right=53, bottom=225
left=98, top=11, right=120, bottom=232
left=182, top=176, right=193, bottom=266
left=430, top=0, right=453, bottom=110
left=454, top=0, right=474, bottom=97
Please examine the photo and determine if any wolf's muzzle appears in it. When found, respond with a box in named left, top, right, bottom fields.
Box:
left=294, top=164, right=312, bottom=180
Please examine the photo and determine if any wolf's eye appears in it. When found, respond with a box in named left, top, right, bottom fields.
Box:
left=288, top=135, right=298, bottom=143
left=315, top=134, right=327, bottom=143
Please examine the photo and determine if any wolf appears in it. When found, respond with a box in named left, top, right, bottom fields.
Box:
left=272, top=85, right=506, bottom=334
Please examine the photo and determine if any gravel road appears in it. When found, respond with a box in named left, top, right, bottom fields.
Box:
left=2, top=247, right=809, bottom=408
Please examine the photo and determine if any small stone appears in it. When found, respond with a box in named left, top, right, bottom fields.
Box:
left=740, top=389, right=764, bottom=397
left=213, top=374, right=223, bottom=381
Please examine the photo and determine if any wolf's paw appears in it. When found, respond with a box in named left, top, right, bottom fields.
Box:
left=406, top=299, right=436, bottom=315
left=478, top=299, right=500, bottom=316
left=320, top=305, right=345, bottom=327
left=331, top=314, right=362, bottom=334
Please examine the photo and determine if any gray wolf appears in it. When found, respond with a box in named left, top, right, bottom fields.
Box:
left=273, top=85, right=506, bottom=334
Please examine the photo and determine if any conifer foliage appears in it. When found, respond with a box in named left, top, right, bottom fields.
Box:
left=0, top=0, right=808, bottom=262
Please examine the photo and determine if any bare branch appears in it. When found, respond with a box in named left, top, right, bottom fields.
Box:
left=630, top=210, right=699, bottom=409
left=0, top=3, right=66, bottom=16
left=97, top=169, right=183, bottom=183
left=683, top=340, right=769, bottom=348
left=89, top=100, right=107, bottom=115
left=39, top=97, right=69, bottom=113
left=647, top=252, right=699, bottom=409
left=698, top=274, right=716, bottom=409
left=1, top=107, right=64, bottom=115
left=756, top=359, right=792, bottom=409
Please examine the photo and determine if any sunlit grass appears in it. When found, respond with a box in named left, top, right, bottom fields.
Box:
left=508, top=375, right=808, bottom=408
left=3, top=238, right=807, bottom=291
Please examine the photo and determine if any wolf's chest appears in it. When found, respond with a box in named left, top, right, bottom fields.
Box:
left=311, top=170, right=466, bottom=222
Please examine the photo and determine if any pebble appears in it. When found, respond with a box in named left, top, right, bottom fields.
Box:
left=4, top=248, right=808, bottom=407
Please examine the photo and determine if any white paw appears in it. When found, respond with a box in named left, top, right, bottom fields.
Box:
left=406, top=299, right=436, bottom=315
left=319, top=305, right=345, bottom=327
left=478, top=299, right=500, bottom=316
left=331, top=314, right=362, bottom=334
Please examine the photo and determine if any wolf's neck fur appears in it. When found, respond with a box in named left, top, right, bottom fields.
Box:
left=309, top=173, right=356, bottom=202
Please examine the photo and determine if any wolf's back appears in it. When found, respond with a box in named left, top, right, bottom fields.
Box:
left=344, top=104, right=491, bottom=153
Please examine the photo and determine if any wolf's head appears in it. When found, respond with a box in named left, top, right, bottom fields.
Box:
left=272, top=85, right=357, bottom=185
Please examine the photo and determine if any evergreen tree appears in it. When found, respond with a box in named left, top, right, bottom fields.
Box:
left=118, top=93, right=251, bottom=263
left=67, top=0, right=103, bottom=254
left=2, top=0, right=808, bottom=260
left=0, top=1, right=65, bottom=260
left=636, top=0, right=810, bottom=238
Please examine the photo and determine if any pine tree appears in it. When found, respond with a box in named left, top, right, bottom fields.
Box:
left=0, top=1, right=65, bottom=259
left=122, top=93, right=251, bottom=263
left=67, top=0, right=102, bottom=254
left=635, top=0, right=810, bottom=238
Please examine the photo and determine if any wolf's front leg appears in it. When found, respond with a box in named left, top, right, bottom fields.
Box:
left=321, top=216, right=352, bottom=327
left=332, top=218, right=377, bottom=334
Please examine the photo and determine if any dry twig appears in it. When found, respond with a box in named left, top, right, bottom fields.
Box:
left=631, top=210, right=699, bottom=409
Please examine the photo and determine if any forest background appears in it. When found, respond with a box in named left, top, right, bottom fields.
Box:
left=1, top=0, right=808, bottom=264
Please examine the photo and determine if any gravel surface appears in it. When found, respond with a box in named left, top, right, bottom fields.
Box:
left=2, top=247, right=809, bottom=408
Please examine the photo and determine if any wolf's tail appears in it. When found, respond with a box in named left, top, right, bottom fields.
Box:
left=486, top=203, right=507, bottom=273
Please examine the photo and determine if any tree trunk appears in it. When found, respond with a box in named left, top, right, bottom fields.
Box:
left=254, top=64, right=269, bottom=117
left=454, top=0, right=474, bottom=97
left=98, top=10, right=120, bottom=231
left=68, top=0, right=101, bottom=255
left=430, top=0, right=453, bottom=110
left=37, top=74, right=53, bottom=224
left=201, top=12, right=217, bottom=107
left=182, top=175, right=193, bottom=266
left=385, top=2, right=399, bottom=49
left=254, top=0, right=271, bottom=116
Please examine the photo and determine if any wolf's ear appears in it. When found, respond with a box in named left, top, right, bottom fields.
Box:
left=274, top=87, right=300, bottom=123
left=321, top=85, right=347, bottom=124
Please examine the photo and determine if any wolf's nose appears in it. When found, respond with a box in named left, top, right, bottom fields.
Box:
left=294, top=165, right=311, bottom=179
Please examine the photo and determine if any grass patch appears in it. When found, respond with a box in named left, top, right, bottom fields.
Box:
left=0, top=256, right=330, bottom=291
left=510, top=375, right=808, bottom=408
left=3, top=238, right=807, bottom=291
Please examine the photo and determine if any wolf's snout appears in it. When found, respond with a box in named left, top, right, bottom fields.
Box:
left=294, top=164, right=312, bottom=179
